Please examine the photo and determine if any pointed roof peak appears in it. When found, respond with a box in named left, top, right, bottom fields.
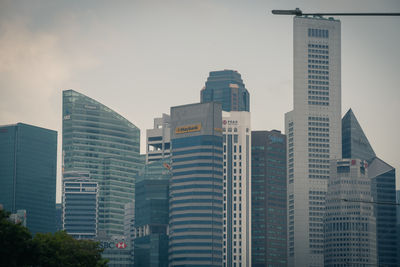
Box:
left=342, top=108, right=376, bottom=161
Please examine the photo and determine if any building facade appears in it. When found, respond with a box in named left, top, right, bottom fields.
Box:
left=134, top=159, right=170, bottom=267
left=251, top=130, right=287, bottom=267
left=97, top=235, right=133, bottom=266
left=369, top=157, right=397, bottom=266
left=62, top=90, right=141, bottom=237
left=169, top=102, right=223, bottom=266
left=201, top=70, right=250, bottom=112
left=0, top=123, right=57, bottom=234
left=62, top=171, right=98, bottom=239
left=55, top=203, right=62, bottom=231
left=342, top=108, right=398, bottom=266
left=325, top=159, right=377, bottom=266
left=222, top=111, right=251, bottom=267
left=342, top=109, right=376, bottom=161
left=285, top=16, right=341, bottom=266
left=146, top=114, right=171, bottom=163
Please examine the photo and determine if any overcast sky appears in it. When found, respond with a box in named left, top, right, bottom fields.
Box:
left=0, top=0, right=399, bottom=202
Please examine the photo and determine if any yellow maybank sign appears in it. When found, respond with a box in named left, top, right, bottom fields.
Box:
left=175, top=124, right=202, bottom=134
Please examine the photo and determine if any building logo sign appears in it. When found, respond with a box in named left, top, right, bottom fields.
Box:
left=99, top=241, right=128, bottom=250
left=223, top=120, right=238, bottom=126
left=84, top=105, right=97, bottom=110
left=175, top=124, right=201, bottom=134
left=116, top=242, right=127, bottom=249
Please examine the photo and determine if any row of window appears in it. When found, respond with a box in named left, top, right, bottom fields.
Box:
left=308, top=59, right=329, bottom=64
left=308, top=44, right=329, bottom=49
left=308, top=28, right=329, bottom=38
left=309, top=79, right=329, bottom=85
left=308, top=49, right=329, bottom=54
left=308, top=54, right=329, bottom=60
left=308, top=64, right=329, bottom=70
left=308, top=85, right=329, bottom=91
left=309, top=132, right=329, bottom=137
left=309, top=91, right=329, bottom=96
left=309, top=100, right=329, bottom=106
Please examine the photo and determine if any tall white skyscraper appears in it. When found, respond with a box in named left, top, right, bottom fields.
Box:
left=285, top=16, right=341, bottom=267
left=222, top=111, right=251, bottom=267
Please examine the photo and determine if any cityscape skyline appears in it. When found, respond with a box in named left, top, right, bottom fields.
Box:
left=0, top=1, right=399, bottom=203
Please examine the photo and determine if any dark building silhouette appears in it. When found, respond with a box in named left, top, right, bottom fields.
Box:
left=251, top=130, right=287, bottom=267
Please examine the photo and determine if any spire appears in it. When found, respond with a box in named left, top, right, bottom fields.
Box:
left=342, top=108, right=376, bottom=160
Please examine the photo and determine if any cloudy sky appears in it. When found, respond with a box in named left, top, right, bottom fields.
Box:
left=0, top=0, right=399, bottom=201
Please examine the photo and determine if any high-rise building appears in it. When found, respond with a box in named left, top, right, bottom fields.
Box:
left=62, top=171, right=98, bottom=239
left=146, top=114, right=171, bottom=163
left=134, top=159, right=170, bottom=267
left=251, top=130, right=287, bottom=267
left=342, top=108, right=397, bottom=266
left=325, top=159, right=377, bottom=266
left=285, top=16, right=341, bottom=266
left=169, top=102, right=223, bottom=266
left=369, top=157, right=397, bottom=267
left=397, top=190, right=400, bottom=265
left=342, top=109, right=376, bottom=161
left=62, top=89, right=141, bottom=237
left=0, top=123, right=57, bottom=235
left=201, top=70, right=250, bottom=112
left=55, top=203, right=62, bottom=231
left=124, top=201, right=135, bottom=265
left=222, top=111, right=251, bottom=267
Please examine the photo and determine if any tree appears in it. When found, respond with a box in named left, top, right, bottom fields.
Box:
left=33, top=231, right=108, bottom=267
left=0, top=208, right=108, bottom=267
left=0, top=208, right=36, bottom=266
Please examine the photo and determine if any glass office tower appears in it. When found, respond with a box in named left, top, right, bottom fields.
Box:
left=169, top=102, right=223, bottom=266
left=62, top=90, right=141, bottom=237
left=62, top=171, right=98, bottom=239
left=342, top=108, right=376, bottom=161
left=369, top=158, right=397, bottom=267
left=201, top=70, right=250, bottom=112
left=134, top=159, right=170, bottom=267
left=0, top=123, right=57, bottom=234
left=251, top=130, right=287, bottom=267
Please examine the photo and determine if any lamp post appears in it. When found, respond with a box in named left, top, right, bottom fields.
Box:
left=271, top=8, right=400, bottom=17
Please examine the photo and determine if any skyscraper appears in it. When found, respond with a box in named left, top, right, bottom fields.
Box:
left=325, top=159, right=377, bottom=266
left=169, top=102, right=223, bottom=266
left=201, top=70, right=250, bottom=112
left=134, top=159, right=170, bottom=267
left=146, top=114, right=171, bottom=163
left=342, top=108, right=398, bottom=266
left=62, top=171, right=98, bottom=239
left=251, top=130, right=287, bottom=267
left=369, top=157, right=397, bottom=267
left=0, top=123, right=57, bottom=235
left=285, top=16, right=341, bottom=266
left=62, top=89, right=141, bottom=237
left=222, top=111, right=251, bottom=267
left=342, top=108, right=376, bottom=161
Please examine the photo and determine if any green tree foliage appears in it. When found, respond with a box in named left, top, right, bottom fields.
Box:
left=0, top=209, right=35, bottom=266
left=0, top=208, right=108, bottom=267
